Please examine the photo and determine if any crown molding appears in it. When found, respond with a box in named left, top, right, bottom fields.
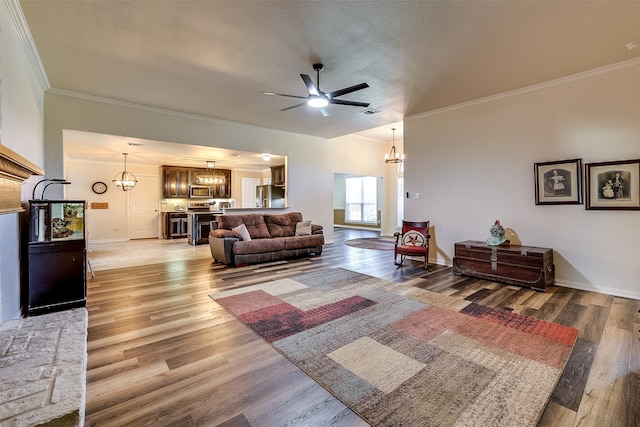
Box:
left=407, top=57, right=640, bottom=122
left=47, top=88, right=327, bottom=143
left=2, top=0, right=50, bottom=90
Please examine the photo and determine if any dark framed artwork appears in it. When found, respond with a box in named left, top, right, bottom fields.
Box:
left=534, top=158, right=582, bottom=205
left=585, top=159, right=640, bottom=210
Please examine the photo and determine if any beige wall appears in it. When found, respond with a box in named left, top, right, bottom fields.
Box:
left=405, top=59, right=640, bottom=299
left=64, top=160, right=160, bottom=241
left=43, top=91, right=393, bottom=245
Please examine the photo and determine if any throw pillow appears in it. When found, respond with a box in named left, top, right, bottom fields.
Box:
left=232, top=223, right=252, bottom=241
left=295, top=220, right=312, bottom=236
left=401, top=230, right=426, bottom=247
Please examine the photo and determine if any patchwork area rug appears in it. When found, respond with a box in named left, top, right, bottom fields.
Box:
left=211, top=268, right=578, bottom=427
left=344, top=237, right=395, bottom=250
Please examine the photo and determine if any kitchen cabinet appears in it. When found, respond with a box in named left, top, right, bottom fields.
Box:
left=162, top=166, right=190, bottom=198
left=187, top=213, right=218, bottom=245
left=162, top=166, right=232, bottom=198
left=162, top=212, right=188, bottom=238
left=271, top=165, right=285, bottom=186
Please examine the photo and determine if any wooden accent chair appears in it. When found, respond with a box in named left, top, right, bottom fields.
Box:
left=394, top=220, right=430, bottom=269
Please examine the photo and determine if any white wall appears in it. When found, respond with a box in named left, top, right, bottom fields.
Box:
left=405, top=59, right=640, bottom=299
left=0, top=0, right=46, bottom=320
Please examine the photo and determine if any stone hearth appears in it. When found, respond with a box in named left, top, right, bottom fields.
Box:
left=0, top=308, right=87, bottom=426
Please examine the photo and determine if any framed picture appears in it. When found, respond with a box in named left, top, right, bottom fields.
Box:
left=534, top=158, right=582, bottom=205
left=585, top=159, right=640, bottom=210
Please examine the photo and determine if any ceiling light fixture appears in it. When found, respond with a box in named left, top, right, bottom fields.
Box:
left=112, top=152, right=137, bottom=191
left=262, top=154, right=271, bottom=161
left=384, top=128, right=404, bottom=164
left=307, top=95, right=329, bottom=108
left=197, top=161, right=226, bottom=185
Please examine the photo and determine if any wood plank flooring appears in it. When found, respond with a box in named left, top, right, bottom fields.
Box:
left=85, top=228, right=640, bottom=426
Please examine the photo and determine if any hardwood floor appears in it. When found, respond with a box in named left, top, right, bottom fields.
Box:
left=85, top=228, right=640, bottom=426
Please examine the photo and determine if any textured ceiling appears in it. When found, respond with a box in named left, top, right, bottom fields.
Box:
left=18, top=1, right=640, bottom=164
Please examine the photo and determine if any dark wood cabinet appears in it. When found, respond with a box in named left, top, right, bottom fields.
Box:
left=271, top=165, right=285, bottom=186
left=162, top=166, right=231, bottom=198
left=187, top=213, right=218, bottom=245
left=162, top=212, right=188, bottom=238
left=162, top=166, right=190, bottom=198
left=453, top=240, right=554, bottom=291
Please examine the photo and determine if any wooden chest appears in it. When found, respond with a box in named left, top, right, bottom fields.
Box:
left=453, top=240, right=554, bottom=291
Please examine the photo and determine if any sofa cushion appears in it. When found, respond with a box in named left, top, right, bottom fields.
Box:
left=218, top=214, right=270, bottom=239
left=264, top=212, right=303, bottom=237
left=282, top=234, right=324, bottom=250
left=233, top=238, right=285, bottom=255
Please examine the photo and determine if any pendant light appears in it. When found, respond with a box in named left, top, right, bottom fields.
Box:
left=112, top=152, right=137, bottom=191
left=196, top=161, right=226, bottom=185
left=384, top=128, right=404, bottom=164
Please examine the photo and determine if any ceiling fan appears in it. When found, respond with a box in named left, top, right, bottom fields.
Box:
left=262, top=63, right=369, bottom=117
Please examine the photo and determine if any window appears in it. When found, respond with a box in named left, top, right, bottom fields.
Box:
left=346, top=176, right=377, bottom=224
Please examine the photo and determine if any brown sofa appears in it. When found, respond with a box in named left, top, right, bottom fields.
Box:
left=208, top=212, right=324, bottom=266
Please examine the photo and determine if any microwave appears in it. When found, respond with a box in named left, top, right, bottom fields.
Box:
left=189, top=185, right=212, bottom=198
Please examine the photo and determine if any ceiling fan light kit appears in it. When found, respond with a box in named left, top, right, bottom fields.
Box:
left=263, top=63, right=369, bottom=116
left=307, top=96, right=328, bottom=108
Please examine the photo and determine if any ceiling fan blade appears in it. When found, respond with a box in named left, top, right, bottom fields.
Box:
left=319, top=107, right=330, bottom=117
left=328, top=99, right=370, bottom=108
left=327, top=82, right=369, bottom=99
left=279, top=101, right=308, bottom=112
left=300, top=74, right=319, bottom=96
left=261, top=91, right=308, bottom=99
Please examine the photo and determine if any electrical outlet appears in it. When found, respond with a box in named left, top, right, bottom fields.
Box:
left=414, top=192, right=420, bottom=199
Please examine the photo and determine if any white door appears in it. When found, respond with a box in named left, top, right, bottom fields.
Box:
left=241, top=177, right=261, bottom=208
left=129, top=174, right=159, bottom=239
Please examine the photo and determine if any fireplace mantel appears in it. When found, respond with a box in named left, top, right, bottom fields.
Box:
left=0, top=145, right=44, bottom=214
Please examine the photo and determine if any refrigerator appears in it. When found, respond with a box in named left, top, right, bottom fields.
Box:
left=256, top=185, right=285, bottom=208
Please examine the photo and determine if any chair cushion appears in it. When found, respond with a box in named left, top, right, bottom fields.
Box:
left=396, top=245, right=427, bottom=256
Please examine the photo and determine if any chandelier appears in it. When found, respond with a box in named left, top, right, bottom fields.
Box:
left=196, top=161, right=226, bottom=185
left=112, top=153, right=137, bottom=191
left=384, top=128, right=404, bottom=164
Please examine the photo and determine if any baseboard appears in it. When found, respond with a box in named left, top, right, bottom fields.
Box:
left=439, top=260, right=639, bottom=301
left=555, top=280, right=640, bottom=301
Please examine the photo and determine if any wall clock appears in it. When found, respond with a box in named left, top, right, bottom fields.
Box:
left=92, top=181, right=108, bottom=194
